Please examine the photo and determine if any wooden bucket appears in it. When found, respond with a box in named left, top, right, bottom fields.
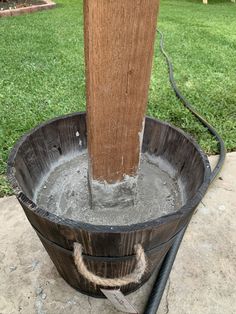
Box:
left=7, top=112, right=211, bottom=297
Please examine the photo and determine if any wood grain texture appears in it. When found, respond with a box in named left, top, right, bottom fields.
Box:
left=7, top=113, right=211, bottom=296
left=38, top=228, right=173, bottom=297
left=84, top=0, right=160, bottom=182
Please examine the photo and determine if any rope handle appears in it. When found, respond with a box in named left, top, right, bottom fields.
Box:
left=73, top=243, right=147, bottom=287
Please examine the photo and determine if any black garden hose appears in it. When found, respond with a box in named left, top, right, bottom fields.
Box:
left=144, top=30, right=226, bottom=314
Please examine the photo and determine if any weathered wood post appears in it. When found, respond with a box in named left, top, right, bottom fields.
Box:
left=8, top=0, right=212, bottom=300
left=84, top=0, right=160, bottom=208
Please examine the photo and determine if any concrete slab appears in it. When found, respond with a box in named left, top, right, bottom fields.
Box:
left=0, top=153, right=235, bottom=314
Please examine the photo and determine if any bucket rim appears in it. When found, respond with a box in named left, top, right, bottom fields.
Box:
left=7, top=111, right=211, bottom=233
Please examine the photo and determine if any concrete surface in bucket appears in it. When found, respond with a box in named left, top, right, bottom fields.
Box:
left=34, top=151, right=183, bottom=225
left=1, top=154, right=235, bottom=314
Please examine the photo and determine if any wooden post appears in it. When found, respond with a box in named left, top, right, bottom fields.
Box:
left=84, top=0, right=160, bottom=208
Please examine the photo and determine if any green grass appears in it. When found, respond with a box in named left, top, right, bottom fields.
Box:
left=0, top=0, right=235, bottom=196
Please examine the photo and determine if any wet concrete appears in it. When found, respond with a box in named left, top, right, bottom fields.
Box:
left=1, top=153, right=235, bottom=314
left=35, top=151, right=182, bottom=225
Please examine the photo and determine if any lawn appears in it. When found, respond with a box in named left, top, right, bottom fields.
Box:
left=0, top=0, right=235, bottom=196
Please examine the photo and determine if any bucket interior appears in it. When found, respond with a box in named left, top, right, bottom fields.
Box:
left=9, top=114, right=207, bottom=215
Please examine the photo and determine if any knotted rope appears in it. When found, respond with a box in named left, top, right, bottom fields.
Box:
left=73, top=243, right=147, bottom=287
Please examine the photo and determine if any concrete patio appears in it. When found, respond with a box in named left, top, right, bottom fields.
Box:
left=0, top=153, right=235, bottom=314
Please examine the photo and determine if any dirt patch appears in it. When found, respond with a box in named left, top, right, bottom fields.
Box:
left=0, top=0, right=55, bottom=17
left=0, top=1, right=45, bottom=10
